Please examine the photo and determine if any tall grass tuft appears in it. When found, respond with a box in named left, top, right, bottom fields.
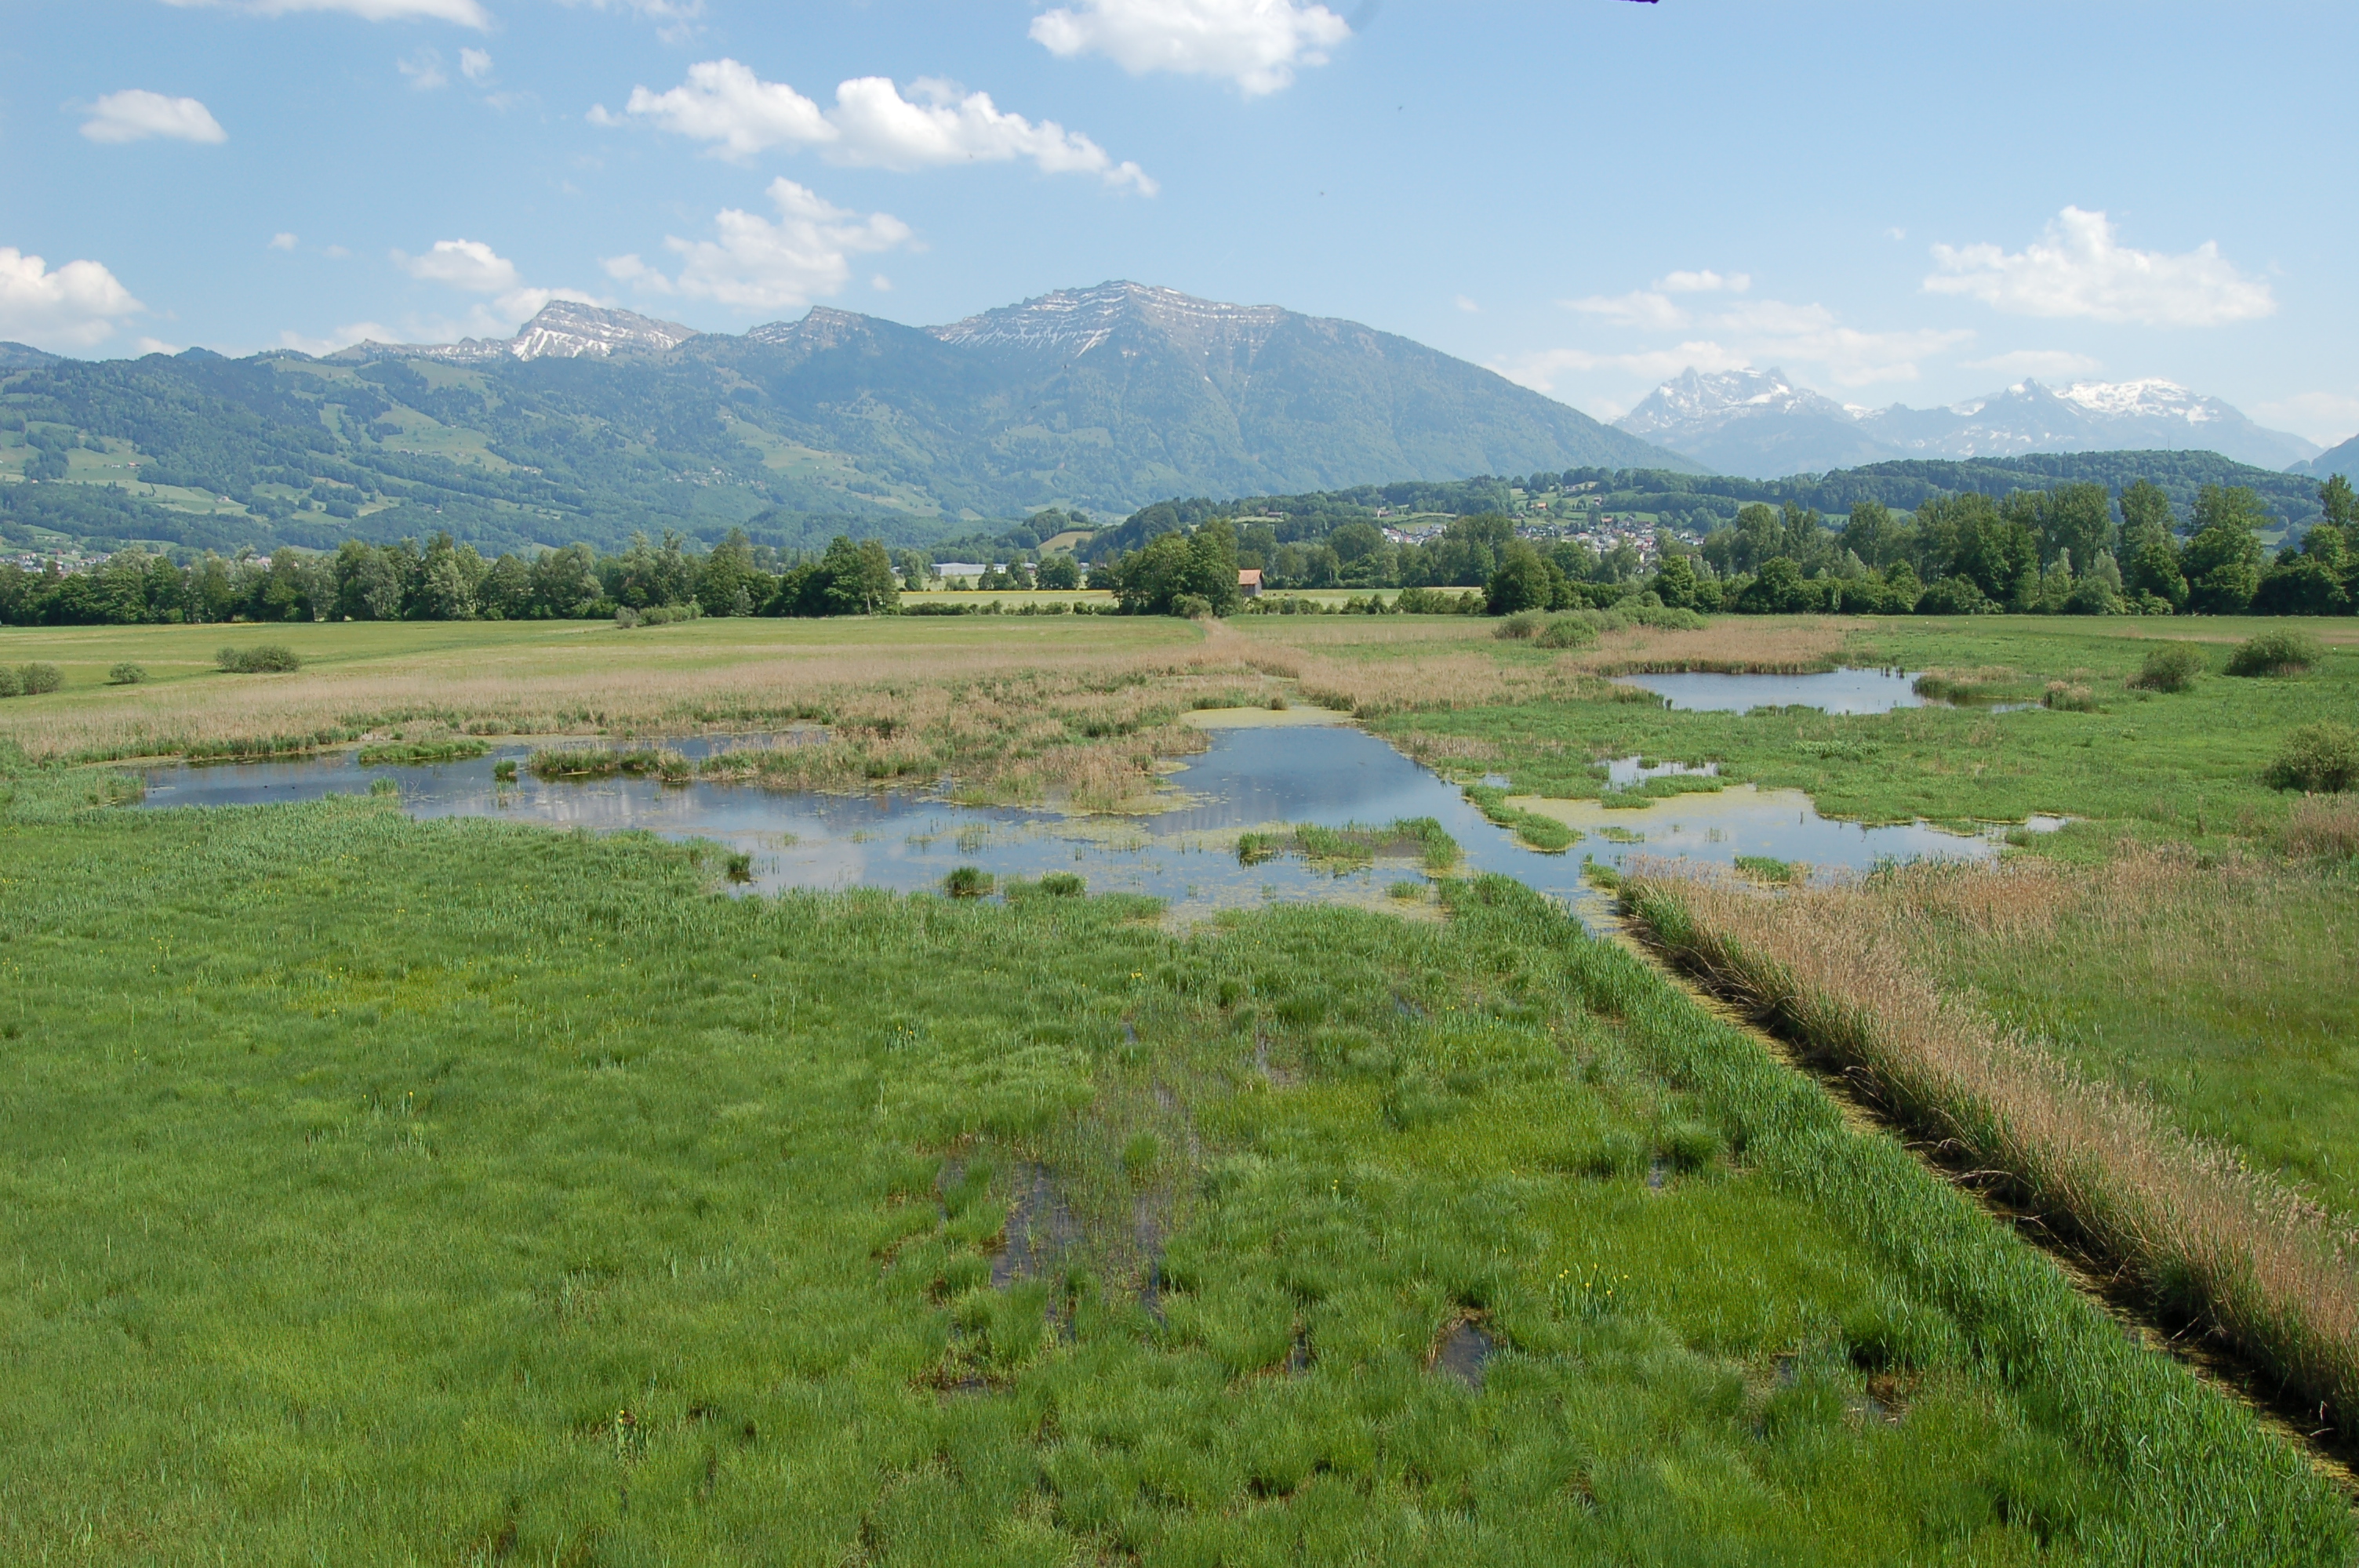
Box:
left=2226, top=628, right=2325, bottom=678
left=529, top=745, right=692, bottom=782
left=1623, top=862, right=2359, bottom=1436
left=2284, top=794, right=2359, bottom=862
left=943, top=865, right=994, bottom=898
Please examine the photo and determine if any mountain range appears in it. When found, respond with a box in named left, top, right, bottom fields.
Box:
left=0, top=283, right=1693, bottom=556
left=1616, top=367, right=2326, bottom=479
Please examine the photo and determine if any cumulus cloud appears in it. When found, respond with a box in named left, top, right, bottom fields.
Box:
left=395, top=238, right=518, bottom=292
left=162, top=0, right=490, bottom=26
left=1496, top=341, right=1753, bottom=395
left=1925, top=206, right=2274, bottom=327
left=609, top=60, right=1153, bottom=190
left=79, top=89, right=227, bottom=144
left=391, top=239, right=605, bottom=339
left=1030, top=0, right=1350, bottom=95
left=604, top=178, right=913, bottom=314
left=0, top=247, right=144, bottom=347
left=270, top=232, right=300, bottom=250
left=1961, top=349, right=2103, bottom=380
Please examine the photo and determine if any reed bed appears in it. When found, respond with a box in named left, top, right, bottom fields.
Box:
left=1620, top=855, right=2359, bottom=1433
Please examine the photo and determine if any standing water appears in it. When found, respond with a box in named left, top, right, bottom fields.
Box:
left=134, top=713, right=2041, bottom=927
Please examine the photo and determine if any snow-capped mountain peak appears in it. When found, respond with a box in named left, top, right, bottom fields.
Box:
left=1612, top=364, right=2318, bottom=478
left=331, top=303, right=700, bottom=364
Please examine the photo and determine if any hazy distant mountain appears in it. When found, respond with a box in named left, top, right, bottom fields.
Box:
left=329, top=299, right=703, bottom=364
left=1616, top=366, right=2320, bottom=478
left=1, top=285, right=1692, bottom=555
left=2295, top=434, right=2359, bottom=484
left=0, top=342, right=59, bottom=369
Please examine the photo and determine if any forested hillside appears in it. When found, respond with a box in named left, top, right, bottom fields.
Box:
left=0, top=286, right=1688, bottom=559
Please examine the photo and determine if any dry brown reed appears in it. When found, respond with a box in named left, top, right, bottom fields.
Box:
left=1623, top=855, right=2359, bottom=1428
left=1568, top=620, right=1851, bottom=677
left=2285, top=796, right=2359, bottom=863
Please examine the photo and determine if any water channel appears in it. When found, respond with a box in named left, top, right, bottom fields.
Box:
left=136, top=704, right=2048, bottom=928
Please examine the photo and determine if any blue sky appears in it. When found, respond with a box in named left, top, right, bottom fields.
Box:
left=7, top=0, right=2356, bottom=444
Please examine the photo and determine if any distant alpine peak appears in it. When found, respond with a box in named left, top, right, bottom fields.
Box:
left=1614, top=365, right=2314, bottom=477
left=336, top=301, right=698, bottom=363
left=2050, top=378, right=2216, bottom=423
left=507, top=301, right=700, bottom=360
left=928, top=280, right=1289, bottom=358
left=1616, top=365, right=1849, bottom=436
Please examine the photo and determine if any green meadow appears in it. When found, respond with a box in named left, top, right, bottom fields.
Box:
left=1372, top=614, right=2359, bottom=843
left=5, top=611, right=2359, bottom=1561
left=0, top=756, right=2350, bottom=1563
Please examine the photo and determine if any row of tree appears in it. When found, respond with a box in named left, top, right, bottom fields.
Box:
left=1490, top=477, right=2358, bottom=619
left=0, top=529, right=908, bottom=626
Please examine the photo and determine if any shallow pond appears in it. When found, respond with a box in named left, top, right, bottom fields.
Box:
left=136, top=717, right=2039, bottom=927
left=1616, top=667, right=1937, bottom=715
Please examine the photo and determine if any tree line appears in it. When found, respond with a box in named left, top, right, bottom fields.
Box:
left=0, top=529, right=917, bottom=626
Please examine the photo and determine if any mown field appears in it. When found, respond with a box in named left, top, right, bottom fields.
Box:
left=4, top=610, right=2358, bottom=1561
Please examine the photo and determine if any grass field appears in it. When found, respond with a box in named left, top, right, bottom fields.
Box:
left=5, top=608, right=2359, bottom=1559
left=0, top=766, right=2347, bottom=1563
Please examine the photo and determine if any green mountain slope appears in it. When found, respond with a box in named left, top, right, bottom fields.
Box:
left=0, top=284, right=1692, bottom=557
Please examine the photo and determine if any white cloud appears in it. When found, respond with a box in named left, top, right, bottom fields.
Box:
left=606, top=178, right=913, bottom=313
left=1655, top=269, right=1747, bottom=295
left=395, top=238, right=518, bottom=292
left=2253, top=392, right=2359, bottom=448
left=269, top=231, right=299, bottom=251
left=871, top=274, right=892, bottom=292
left=1962, top=349, right=2103, bottom=380
left=135, top=336, right=184, bottom=355
left=1453, top=295, right=1478, bottom=314
left=0, top=247, right=143, bottom=347
left=616, top=59, right=827, bottom=158
left=460, top=47, right=493, bottom=82
left=399, top=49, right=449, bottom=89
left=79, top=89, right=227, bottom=144
left=1030, top=0, right=1350, bottom=96
left=828, top=77, right=1154, bottom=190
left=161, top=0, right=490, bottom=26
left=615, top=60, right=1153, bottom=190
left=1926, top=206, right=2274, bottom=327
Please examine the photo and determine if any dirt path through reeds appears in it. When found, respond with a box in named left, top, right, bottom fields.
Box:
left=1616, top=863, right=2359, bottom=1492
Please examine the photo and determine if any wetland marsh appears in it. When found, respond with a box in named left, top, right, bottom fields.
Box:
left=4, top=608, right=2357, bottom=1564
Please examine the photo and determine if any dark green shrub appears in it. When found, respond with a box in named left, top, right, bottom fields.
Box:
left=0, top=666, right=20, bottom=698
left=16, top=662, right=62, bottom=695
left=2130, top=643, right=2206, bottom=692
left=217, top=644, right=301, bottom=673
left=2266, top=724, right=2359, bottom=793
left=943, top=866, right=994, bottom=898
left=2226, top=628, right=2325, bottom=677
left=105, top=662, right=147, bottom=686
